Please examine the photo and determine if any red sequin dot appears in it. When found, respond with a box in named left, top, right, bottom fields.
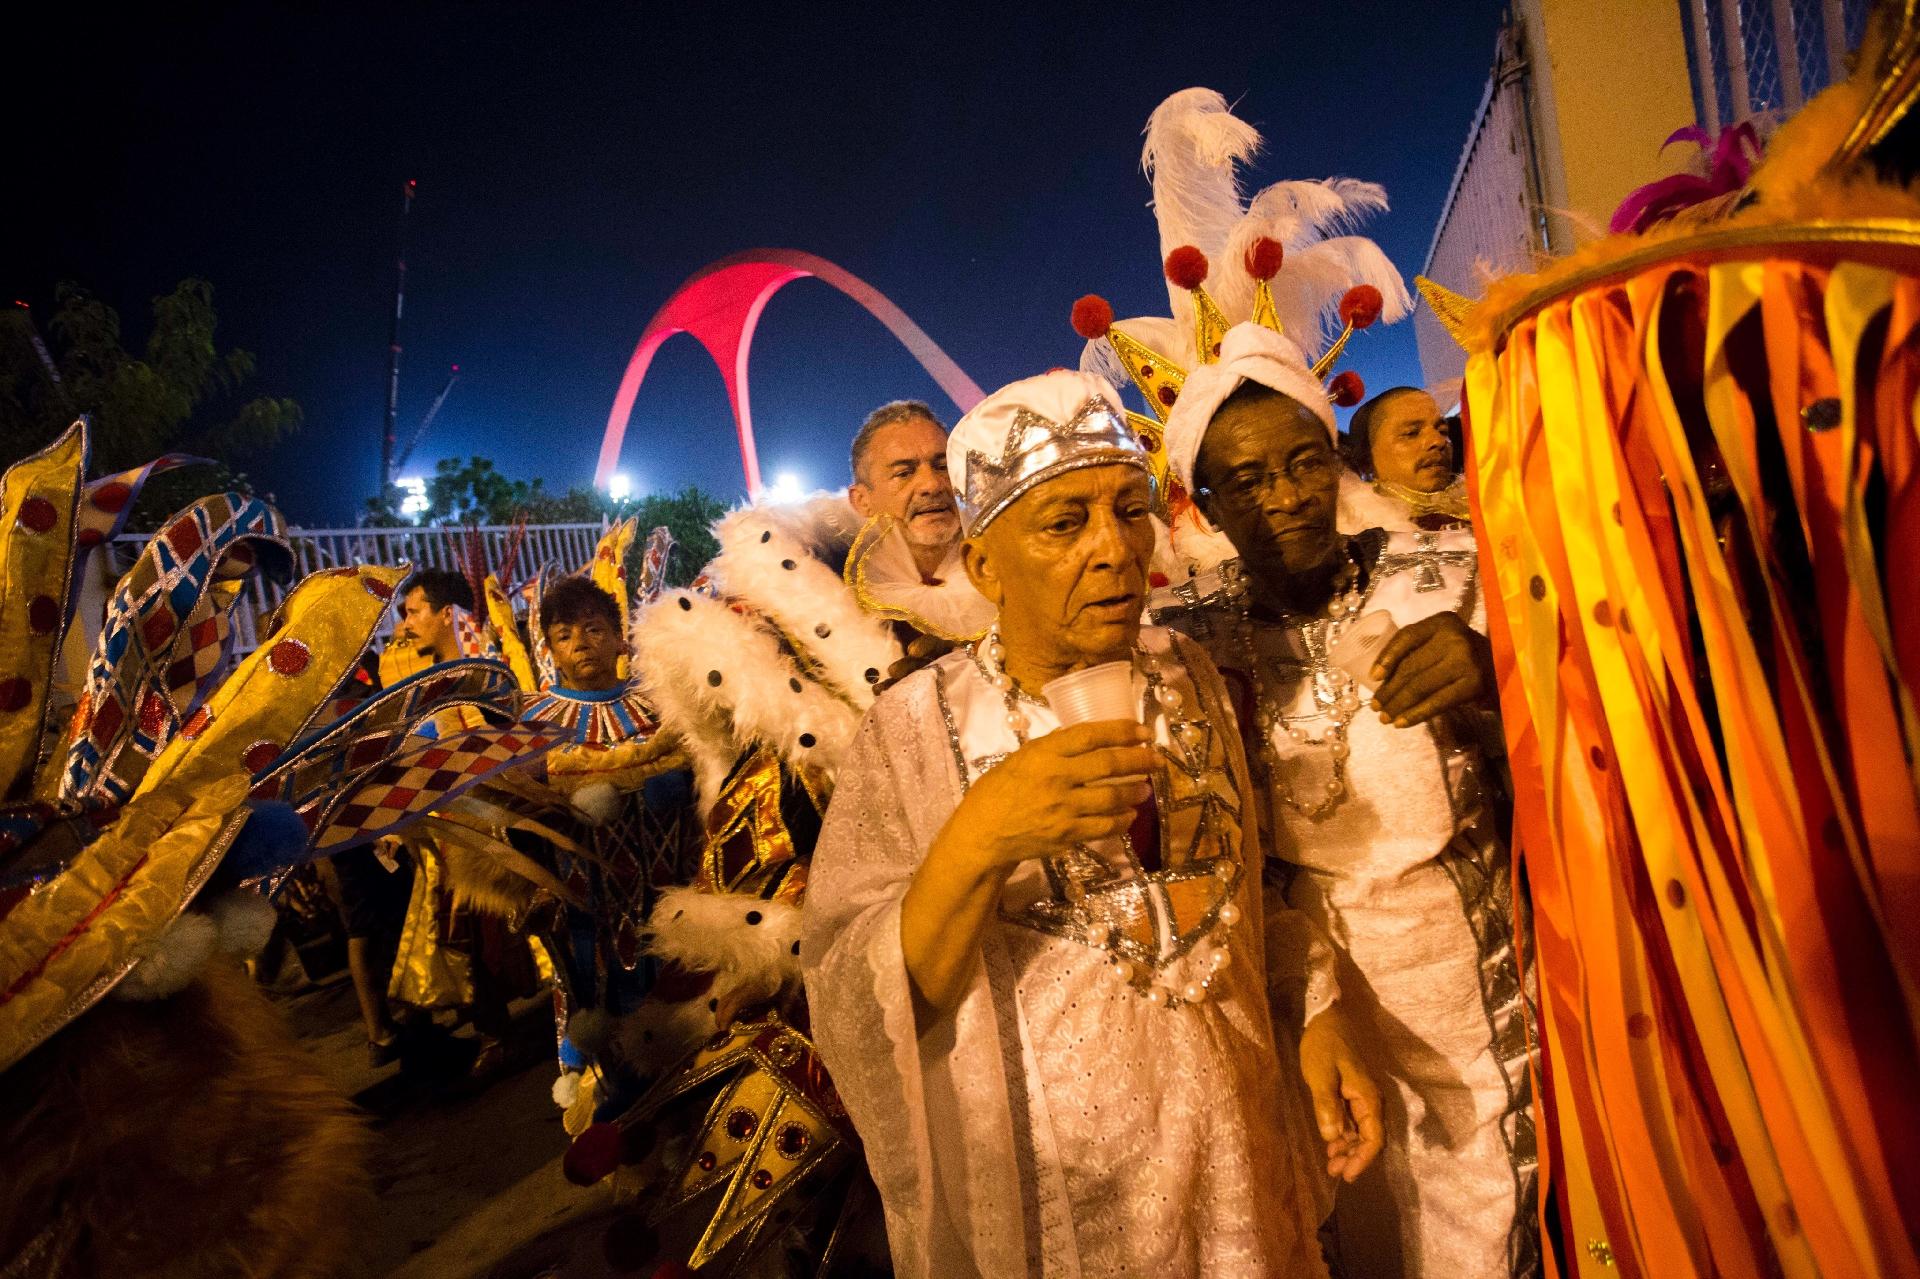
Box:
left=138, top=692, right=169, bottom=738
left=361, top=574, right=394, bottom=601
left=1156, top=384, right=1178, bottom=407
left=749, top=1169, right=773, bottom=1190
left=1139, top=364, right=1154, bottom=379
left=0, top=678, right=31, bottom=712
left=27, top=595, right=59, bottom=634
left=182, top=706, right=212, bottom=739
left=1665, top=879, right=1687, bottom=909
left=242, top=740, right=282, bottom=772
left=695, top=1151, right=717, bottom=1172
left=90, top=481, right=132, bottom=513
left=268, top=639, right=311, bottom=676
left=1626, top=1012, right=1653, bottom=1039
left=76, top=528, right=103, bottom=547
left=725, top=1109, right=758, bottom=1142
left=17, top=497, right=57, bottom=533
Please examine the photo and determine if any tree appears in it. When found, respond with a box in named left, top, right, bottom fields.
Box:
left=0, top=280, right=302, bottom=527
left=626, top=486, right=725, bottom=587
left=364, top=455, right=726, bottom=589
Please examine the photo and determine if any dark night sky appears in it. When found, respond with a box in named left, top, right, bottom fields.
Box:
left=15, top=2, right=1503, bottom=525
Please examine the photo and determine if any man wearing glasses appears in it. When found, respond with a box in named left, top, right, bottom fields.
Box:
left=1153, top=322, right=1537, bottom=1279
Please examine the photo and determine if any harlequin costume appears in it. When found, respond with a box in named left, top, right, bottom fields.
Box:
left=1422, top=12, right=1920, bottom=1276
left=487, top=527, right=700, bottom=1103
left=0, top=422, right=549, bottom=1277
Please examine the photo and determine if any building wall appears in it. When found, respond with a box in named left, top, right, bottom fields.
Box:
left=1517, top=0, right=1701, bottom=253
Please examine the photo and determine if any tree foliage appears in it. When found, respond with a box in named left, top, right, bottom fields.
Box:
left=0, top=280, right=302, bottom=526
left=365, top=455, right=725, bottom=587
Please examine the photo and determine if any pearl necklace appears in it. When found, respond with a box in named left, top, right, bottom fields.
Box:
left=1242, top=554, right=1366, bottom=821
left=977, top=624, right=1187, bottom=737
left=974, top=626, right=1238, bottom=1009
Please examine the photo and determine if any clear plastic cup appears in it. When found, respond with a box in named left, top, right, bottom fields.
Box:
left=1042, top=661, right=1140, bottom=727
left=1043, top=663, right=1149, bottom=863
left=1328, top=610, right=1400, bottom=691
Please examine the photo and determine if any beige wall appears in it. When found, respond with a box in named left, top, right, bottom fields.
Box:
left=1517, top=0, right=1701, bottom=251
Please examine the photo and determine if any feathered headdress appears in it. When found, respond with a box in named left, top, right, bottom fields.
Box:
left=1070, top=89, right=1411, bottom=498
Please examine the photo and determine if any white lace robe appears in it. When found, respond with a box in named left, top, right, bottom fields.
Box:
left=1169, top=529, right=1537, bottom=1279
left=801, top=628, right=1329, bottom=1279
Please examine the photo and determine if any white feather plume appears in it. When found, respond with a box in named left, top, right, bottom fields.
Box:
left=1078, top=336, right=1130, bottom=397
left=1143, top=89, right=1262, bottom=323
left=1135, top=90, right=1410, bottom=361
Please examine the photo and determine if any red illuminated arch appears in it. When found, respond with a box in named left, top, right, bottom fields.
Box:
left=597, top=248, right=986, bottom=494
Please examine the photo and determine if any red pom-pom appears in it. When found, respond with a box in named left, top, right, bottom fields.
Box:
left=1070, top=295, right=1113, bottom=340
left=1329, top=370, right=1366, bottom=407
left=1164, top=246, right=1210, bottom=291
left=1339, top=285, right=1384, bottom=330
left=565, top=1122, right=625, bottom=1186
left=1244, top=237, right=1284, bottom=280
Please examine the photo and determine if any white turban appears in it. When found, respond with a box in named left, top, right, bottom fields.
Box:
left=1161, top=322, right=1335, bottom=491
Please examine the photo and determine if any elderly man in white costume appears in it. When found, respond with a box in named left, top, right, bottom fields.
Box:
left=802, top=369, right=1381, bottom=1279
left=1153, top=322, right=1536, bottom=1279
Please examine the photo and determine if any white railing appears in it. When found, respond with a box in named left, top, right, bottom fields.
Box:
left=108, top=521, right=607, bottom=655
left=1416, top=24, right=1548, bottom=392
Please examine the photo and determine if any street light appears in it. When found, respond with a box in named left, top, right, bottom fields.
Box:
left=608, top=472, right=633, bottom=503
left=764, top=470, right=805, bottom=504
left=397, top=476, right=429, bottom=521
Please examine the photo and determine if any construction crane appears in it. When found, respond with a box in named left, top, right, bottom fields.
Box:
left=379, top=178, right=416, bottom=497
left=392, top=364, right=460, bottom=475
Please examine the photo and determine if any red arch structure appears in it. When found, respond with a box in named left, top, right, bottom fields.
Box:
left=597, top=248, right=986, bottom=493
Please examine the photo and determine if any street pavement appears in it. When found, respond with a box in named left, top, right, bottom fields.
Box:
left=278, top=977, right=630, bottom=1278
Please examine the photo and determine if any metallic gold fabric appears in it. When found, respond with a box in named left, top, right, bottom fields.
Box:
left=1463, top=239, right=1920, bottom=1277
left=0, top=425, right=85, bottom=799
left=0, top=774, right=251, bottom=1072
left=135, top=566, right=405, bottom=802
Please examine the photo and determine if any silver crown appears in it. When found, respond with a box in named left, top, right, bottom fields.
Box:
left=962, top=395, right=1150, bottom=536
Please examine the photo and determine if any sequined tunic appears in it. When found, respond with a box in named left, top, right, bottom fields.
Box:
left=802, top=627, right=1329, bottom=1279
left=1160, top=528, right=1540, bottom=1279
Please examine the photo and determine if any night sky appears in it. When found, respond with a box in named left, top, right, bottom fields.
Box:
left=16, top=2, right=1502, bottom=525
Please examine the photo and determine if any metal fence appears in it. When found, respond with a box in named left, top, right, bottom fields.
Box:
left=1415, top=23, right=1549, bottom=393
left=108, top=521, right=606, bottom=655
left=1680, top=0, right=1869, bottom=131
left=1417, top=0, right=1867, bottom=391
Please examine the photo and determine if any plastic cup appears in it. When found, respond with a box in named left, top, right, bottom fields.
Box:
left=1043, top=663, right=1148, bottom=851
left=1328, top=610, right=1400, bottom=691
left=1042, top=661, right=1140, bottom=727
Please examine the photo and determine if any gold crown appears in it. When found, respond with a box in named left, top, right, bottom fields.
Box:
left=1070, top=239, right=1385, bottom=497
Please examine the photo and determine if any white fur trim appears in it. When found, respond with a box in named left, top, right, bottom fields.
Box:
left=114, top=911, right=219, bottom=1001
left=209, top=891, right=278, bottom=958
left=567, top=1007, right=615, bottom=1058
left=649, top=886, right=803, bottom=990
left=632, top=589, right=860, bottom=808
left=552, top=1071, right=583, bottom=1109
left=710, top=505, right=902, bottom=709
left=1336, top=470, right=1419, bottom=534
left=569, top=780, right=623, bottom=827
left=629, top=591, right=746, bottom=802
left=614, top=997, right=719, bottom=1075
